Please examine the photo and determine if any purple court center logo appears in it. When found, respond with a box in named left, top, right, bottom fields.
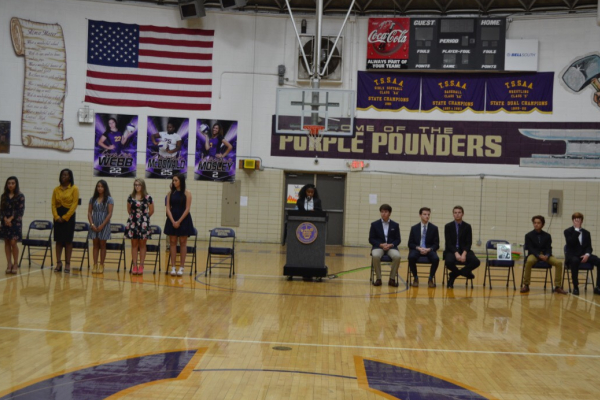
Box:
left=296, top=222, right=318, bottom=244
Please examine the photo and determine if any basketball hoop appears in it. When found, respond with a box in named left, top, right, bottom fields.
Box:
left=303, top=125, right=325, bottom=151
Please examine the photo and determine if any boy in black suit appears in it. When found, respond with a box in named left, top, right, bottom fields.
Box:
left=564, top=212, right=600, bottom=296
left=407, top=207, right=440, bottom=288
left=369, top=204, right=401, bottom=287
left=444, top=206, right=480, bottom=288
left=521, top=215, right=567, bottom=294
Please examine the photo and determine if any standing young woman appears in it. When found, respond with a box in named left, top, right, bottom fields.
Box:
left=165, top=173, right=194, bottom=276
left=88, top=180, right=114, bottom=274
left=125, top=179, right=154, bottom=275
left=51, top=169, right=79, bottom=273
left=1, top=176, right=25, bottom=274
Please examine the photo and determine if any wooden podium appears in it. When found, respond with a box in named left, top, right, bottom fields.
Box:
left=283, top=210, right=328, bottom=279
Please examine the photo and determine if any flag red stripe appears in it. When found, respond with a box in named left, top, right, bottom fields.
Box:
left=139, top=49, right=212, bottom=61
left=137, top=62, right=212, bottom=73
left=85, top=95, right=211, bottom=110
left=86, top=83, right=211, bottom=98
left=140, top=25, right=214, bottom=37
left=87, top=70, right=212, bottom=86
left=140, top=37, right=213, bottom=48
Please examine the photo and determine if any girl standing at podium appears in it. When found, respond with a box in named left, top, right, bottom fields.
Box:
left=296, top=184, right=322, bottom=211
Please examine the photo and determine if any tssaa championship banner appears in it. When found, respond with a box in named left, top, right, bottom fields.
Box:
left=421, top=75, right=486, bottom=113
left=486, top=72, right=554, bottom=113
left=357, top=71, right=420, bottom=111
left=93, top=113, right=138, bottom=177
left=146, top=117, right=189, bottom=179
left=271, top=118, right=600, bottom=166
left=366, top=18, right=410, bottom=70
left=194, top=120, right=237, bottom=182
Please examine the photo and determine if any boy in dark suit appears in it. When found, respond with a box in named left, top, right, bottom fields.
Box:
left=521, top=215, right=567, bottom=294
left=564, top=212, right=600, bottom=296
left=369, top=204, right=401, bottom=287
left=444, top=206, right=480, bottom=288
left=407, top=207, right=440, bottom=288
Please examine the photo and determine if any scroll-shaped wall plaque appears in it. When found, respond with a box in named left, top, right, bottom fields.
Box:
left=11, top=17, right=74, bottom=152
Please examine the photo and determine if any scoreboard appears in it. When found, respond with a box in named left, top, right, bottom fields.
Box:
left=367, top=17, right=506, bottom=71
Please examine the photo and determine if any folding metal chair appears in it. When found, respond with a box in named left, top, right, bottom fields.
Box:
left=206, top=227, right=236, bottom=278
left=520, top=245, right=553, bottom=290
left=144, top=225, right=162, bottom=274
left=106, top=223, right=127, bottom=273
left=483, top=240, right=516, bottom=290
left=563, top=245, right=595, bottom=292
left=19, top=220, right=53, bottom=269
left=72, top=222, right=91, bottom=271
left=166, top=228, right=198, bottom=276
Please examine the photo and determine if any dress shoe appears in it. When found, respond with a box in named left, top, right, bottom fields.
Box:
left=520, top=285, right=530, bottom=293
left=572, top=287, right=580, bottom=296
left=447, top=274, right=456, bottom=289
left=411, top=279, right=419, bottom=287
left=428, top=279, right=436, bottom=288
left=389, top=279, right=399, bottom=287
left=373, top=279, right=382, bottom=287
left=594, top=286, right=600, bottom=295
left=554, top=286, right=568, bottom=295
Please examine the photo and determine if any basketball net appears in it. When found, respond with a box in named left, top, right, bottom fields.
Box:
left=303, top=125, right=325, bottom=151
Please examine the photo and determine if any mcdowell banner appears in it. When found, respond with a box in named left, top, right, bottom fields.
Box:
left=146, top=117, right=189, bottom=179
left=356, top=72, right=420, bottom=111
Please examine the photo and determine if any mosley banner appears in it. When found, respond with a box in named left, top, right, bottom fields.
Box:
left=486, top=72, right=554, bottom=113
left=421, top=74, right=486, bottom=113
left=146, top=117, right=189, bottom=179
left=366, top=18, right=410, bottom=70
left=357, top=71, right=421, bottom=111
left=271, top=118, right=600, bottom=166
left=194, top=120, right=237, bottom=181
left=93, top=113, right=138, bottom=177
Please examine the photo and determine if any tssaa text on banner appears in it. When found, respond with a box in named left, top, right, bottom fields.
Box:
left=94, top=113, right=138, bottom=177
left=486, top=72, right=554, bottom=113
left=194, top=120, right=237, bottom=182
left=421, top=75, right=486, bottom=113
left=356, top=72, right=420, bottom=111
left=146, top=117, right=189, bottom=179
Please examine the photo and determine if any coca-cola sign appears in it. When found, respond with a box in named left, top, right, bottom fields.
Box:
left=367, top=18, right=410, bottom=70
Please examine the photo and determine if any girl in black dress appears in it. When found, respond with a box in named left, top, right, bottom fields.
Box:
left=165, top=173, right=194, bottom=276
left=1, top=177, right=25, bottom=274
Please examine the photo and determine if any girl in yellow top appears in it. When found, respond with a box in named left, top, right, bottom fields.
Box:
left=51, top=169, right=79, bottom=273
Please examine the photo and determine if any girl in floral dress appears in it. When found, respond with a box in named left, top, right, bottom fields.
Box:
left=1, top=176, right=25, bottom=274
left=125, top=179, right=154, bottom=275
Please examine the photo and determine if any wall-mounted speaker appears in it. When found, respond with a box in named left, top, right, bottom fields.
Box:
left=179, top=1, right=206, bottom=20
left=220, top=0, right=247, bottom=10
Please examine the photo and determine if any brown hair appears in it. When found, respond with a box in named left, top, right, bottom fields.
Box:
left=453, top=205, right=464, bottom=213
left=379, top=204, right=392, bottom=213
left=531, top=215, right=545, bottom=226
left=419, top=207, right=431, bottom=215
left=572, top=212, right=584, bottom=221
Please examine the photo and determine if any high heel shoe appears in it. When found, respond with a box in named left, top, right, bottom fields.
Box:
left=64, top=264, right=71, bottom=273
left=170, top=267, right=176, bottom=276
left=11, top=264, right=18, bottom=274
left=177, top=267, right=184, bottom=276
left=98, top=263, right=104, bottom=274
left=132, top=265, right=139, bottom=275
left=5, top=264, right=11, bottom=274
left=92, top=263, right=98, bottom=274
left=53, top=262, right=63, bottom=272
left=138, top=265, right=144, bottom=275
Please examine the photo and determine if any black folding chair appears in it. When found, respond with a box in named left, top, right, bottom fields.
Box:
left=73, top=222, right=91, bottom=271
left=106, top=223, right=127, bottom=273
left=563, top=245, right=595, bottom=292
left=206, top=228, right=236, bottom=278
left=483, top=240, right=516, bottom=290
left=19, top=220, right=53, bottom=269
left=166, top=228, right=198, bottom=276
left=520, top=245, right=553, bottom=290
left=145, top=225, right=162, bottom=274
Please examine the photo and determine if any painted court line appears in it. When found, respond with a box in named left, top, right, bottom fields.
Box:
left=0, top=268, right=43, bottom=282
left=1, top=326, right=600, bottom=359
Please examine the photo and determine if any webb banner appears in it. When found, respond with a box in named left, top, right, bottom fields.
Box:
left=94, top=113, right=138, bottom=177
left=271, top=118, right=600, bottom=166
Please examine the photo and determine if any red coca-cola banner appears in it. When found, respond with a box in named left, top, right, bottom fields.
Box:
left=367, top=18, right=410, bottom=70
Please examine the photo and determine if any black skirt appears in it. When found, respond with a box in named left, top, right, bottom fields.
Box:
left=54, top=206, right=76, bottom=243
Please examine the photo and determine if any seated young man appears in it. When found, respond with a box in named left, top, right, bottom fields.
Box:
left=407, top=207, right=440, bottom=288
left=564, top=212, right=600, bottom=296
left=443, top=206, right=480, bottom=288
left=369, top=204, right=401, bottom=287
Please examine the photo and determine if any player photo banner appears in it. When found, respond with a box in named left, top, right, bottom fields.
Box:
left=421, top=75, right=486, bottom=113
left=486, top=72, right=554, bottom=114
left=194, top=120, right=237, bottom=182
left=357, top=71, right=421, bottom=111
left=94, top=113, right=138, bottom=177
left=366, top=18, right=410, bottom=70
left=146, top=117, right=189, bottom=179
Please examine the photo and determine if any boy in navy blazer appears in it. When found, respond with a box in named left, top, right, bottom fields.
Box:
left=369, top=204, right=401, bottom=287
left=408, top=207, right=440, bottom=288
left=564, top=212, right=600, bottom=296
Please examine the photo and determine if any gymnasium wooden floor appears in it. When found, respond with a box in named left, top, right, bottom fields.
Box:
left=1, top=242, right=599, bottom=399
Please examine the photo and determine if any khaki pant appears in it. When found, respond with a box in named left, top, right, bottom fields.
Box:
left=371, top=248, right=401, bottom=280
left=523, top=254, right=563, bottom=287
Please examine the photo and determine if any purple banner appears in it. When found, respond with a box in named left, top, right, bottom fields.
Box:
left=421, top=75, right=485, bottom=113
left=194, top=120, right=237, bottom=182
left=271, top=117, right=600, bottom=167
left=145, top=117, right=189, bottom=179
left=486, top=72, right=554, bottom=113
left=357, top=71, right=420, bottom=111
left=93, top=113, right=138, bottom=177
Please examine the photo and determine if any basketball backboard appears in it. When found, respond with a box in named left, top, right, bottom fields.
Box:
left=275, top=88, right=355, bottom=137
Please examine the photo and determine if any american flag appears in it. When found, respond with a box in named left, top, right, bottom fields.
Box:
left=85, top=20, right=213, bottom=111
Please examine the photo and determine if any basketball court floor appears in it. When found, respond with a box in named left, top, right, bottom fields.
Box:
left=0, top=242, right=598, bottom=399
